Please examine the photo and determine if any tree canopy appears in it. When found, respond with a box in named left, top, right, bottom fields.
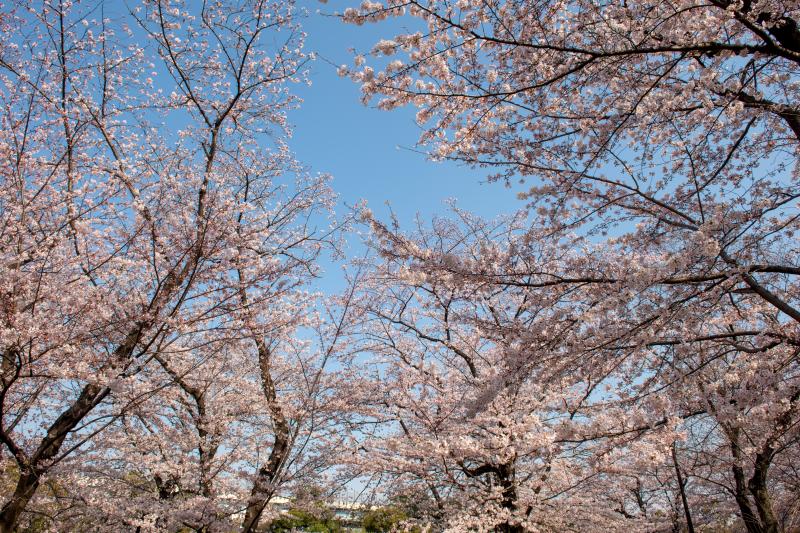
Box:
left=0, top=0, right=798, bottom=532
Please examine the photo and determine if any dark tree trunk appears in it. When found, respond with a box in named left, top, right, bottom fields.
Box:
left=0, top=467, right=40, bottom=533
left=672, top=444, right=695, bottom=533
left=728, top=429, right=764, bottom=533
left=0, top=382, right=109, bottom=533
left=749, top=449, right=779, bottom=533
left=241, top=340, right=291, bottom=533
left=497, top=462, right=524, bottom=533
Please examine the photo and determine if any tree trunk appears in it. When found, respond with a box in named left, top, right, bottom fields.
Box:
left=732, top=461, right=764, bottom=532
left=241, top=340, right=291, bottom=533
left=0, top=319, right=154, bottom=532
left=748, top=449, right=779, bottom=533
left=0, top=467, right=40, bottom=533
left=497, top=462, right=524, bottom=533
left=672, top=443, right=695, bottom=533
left=732, top=467, right=764, bottom=533
left=0, top=382, right=109, bottom=532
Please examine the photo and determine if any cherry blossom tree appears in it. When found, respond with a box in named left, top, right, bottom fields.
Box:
left=341, top=210, right=659, bottom=531
left=346, top=206, right=800, bottom=532
left=49, top=297, right=355, bottom=532
left=338, top=1, right=800, bottom=529
left=339, top=0, right=800, bottom=325
left=0, top=0, right=347, bottom=530
left=1, top=0, right=798, bottom=530
left=649, top=330, right=800, bottom=532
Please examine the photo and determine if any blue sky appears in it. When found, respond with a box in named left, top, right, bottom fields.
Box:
left=288, top=0, right=520, bottom=225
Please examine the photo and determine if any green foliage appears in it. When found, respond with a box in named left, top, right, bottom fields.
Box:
left=269, top=508, right=344, bottom=532
left=362, top=506, right=408, bottom=533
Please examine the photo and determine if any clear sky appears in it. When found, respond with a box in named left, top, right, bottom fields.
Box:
left=288, top=0, right=521, bottom=226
